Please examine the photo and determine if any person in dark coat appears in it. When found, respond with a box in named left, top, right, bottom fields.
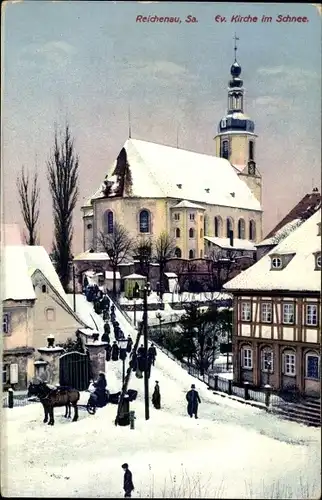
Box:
left=105, top=343, right=112, bottom=362
left=130, top=352, right=137, bottom=372
left=104, top=321, right=110, bottom=335
left=186, top=384, right=201, bottom=419
left=148, top=344, right=157, bottom=366
left=122, top=463, right=134, bottom=498
left=93, top=373, right=107, bottom=406
left=126, top=336, right=133, bottom=353
left=101, top=330, right=110, bottom=344
left=137, top=344, right=145, bottom=357
left=152, top=381, right=161, bottom=409
left=111, top=341, right=119, bottom=361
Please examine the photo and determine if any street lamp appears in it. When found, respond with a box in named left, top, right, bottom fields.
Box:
left=119, top=338, right=128, bottom=386
left=142, top=281, right=151, bottom=421
left=133, top=282, right=140, bottom=327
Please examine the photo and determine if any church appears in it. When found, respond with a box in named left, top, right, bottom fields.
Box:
left=81, top=42, right=263, bottom=261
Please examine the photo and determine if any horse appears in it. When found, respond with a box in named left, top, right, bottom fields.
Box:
left=27, top=381, right=80, bottom=426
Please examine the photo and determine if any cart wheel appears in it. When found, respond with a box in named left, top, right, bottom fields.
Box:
left=87, top=403, right=96, bottom=415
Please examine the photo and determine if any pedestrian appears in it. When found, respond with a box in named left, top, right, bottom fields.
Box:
left=111, top=341, right=119, bottom=361
left=137, top=344, right=145, bottom=357
left=186, top=384, right=201, bottom=419
left=152, top=380, right=161, bottom=409
left=121, top=463, right=134, bottom=498
left=148, top=344, right=157, bottom=366
left=92, top=372, right=108, bottom=406
left=126, top=335, right=133, bottom=353
left=130, top=352, right=137, bottom=372
left=105, top=343, right=112, bottom=362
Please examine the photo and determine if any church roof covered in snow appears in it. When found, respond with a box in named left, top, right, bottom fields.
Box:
left=87, top=139, right=262, bottom=212
left=224, top=209, right=321, bottom=292
left=205, top=236, right=256, bottom=251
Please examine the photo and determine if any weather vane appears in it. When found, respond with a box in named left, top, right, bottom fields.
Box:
left=233, top=33, right=239, bottom=61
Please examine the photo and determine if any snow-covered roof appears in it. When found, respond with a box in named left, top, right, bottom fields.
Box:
left=73, top=250, right=110, bottom=261
left=90, top=139, right=262, bottom=211
left=83, top=209, right=94, bottom=218
left=205, top=236, right=256, bottom=251
left=224, top=209, right=321, bottom=292
left=105, top=271, right=121, bottom=280
left=164, top=272, right=178, bottom=278
left=123, top=273, right=146, bottom=279
left=2, top=246, right=36, bottom=301
left=256, top=219, right=302, bottom=247
left=172, top=200, right=206, bottom=210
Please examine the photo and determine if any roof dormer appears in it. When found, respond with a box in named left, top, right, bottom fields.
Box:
left=270, top=253, right=295, bottom=271
left=314, top=251, right=321, bottom=270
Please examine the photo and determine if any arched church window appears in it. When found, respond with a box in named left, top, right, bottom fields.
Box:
left=139, top=210, right=150, bottom=233
left=221, top=140, right=229, bottom=160
left=226, top=218, right=233, bottom=238
left=189, top=249, right=195, bottom=259
left=174, top=247, right=182, bottom=258
left=249, top=141, right=254, bottom=161
left=175, top=228, right=180, bottom=238
left=189, top=228, right=195, bottom=238
left=238, top=219, right=246, bottom=239
left=249, top=220, right=256, bottom=241
left=103, top=210, right=114, bottom=234
left=214, top=216, right=222, bottom=237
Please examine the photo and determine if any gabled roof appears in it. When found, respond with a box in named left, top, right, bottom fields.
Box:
left=88, top=138, right=262, bottom=211
left=205, top=236, right=256, bottom=251
left=261, top=191, right=321, bottom=244
left=172, top=200, right=206, bottom=210
left=224, top=209, right=321, bottom=292
left=73, top=250, right=110, bottom=261
left=2, top=246, right=36, bottom=301
left=256, top=219, right=302, bottom=247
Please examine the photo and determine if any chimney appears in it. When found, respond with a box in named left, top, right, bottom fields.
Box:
left=229, top=230, right=234, bottom=247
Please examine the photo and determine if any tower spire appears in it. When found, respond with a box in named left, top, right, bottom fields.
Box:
left=233, top=33, right=239, bottom=62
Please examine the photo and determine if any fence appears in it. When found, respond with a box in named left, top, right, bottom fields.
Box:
left=2, top=391, right=39, bottom=408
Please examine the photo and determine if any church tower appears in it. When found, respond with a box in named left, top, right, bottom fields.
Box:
left=214, top=35, right=262, bottom=204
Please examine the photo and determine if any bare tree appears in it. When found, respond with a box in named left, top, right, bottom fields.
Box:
left=47, top=125, right=79, bottom=291
left=207, top=247, right=239, bottom=290
left=133, top=237, right=153, bottom=281
left=98, top=221, right=133, bottom=297
left=16, top=166, right=40, bottom=245
left=155, top=231, right=176, bottom=299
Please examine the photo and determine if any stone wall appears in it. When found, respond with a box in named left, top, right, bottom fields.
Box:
left=3, top=347, right=35, bottom=391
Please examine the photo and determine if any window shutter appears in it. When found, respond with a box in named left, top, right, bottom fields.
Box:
left=10, top=363, right=19, bottom=384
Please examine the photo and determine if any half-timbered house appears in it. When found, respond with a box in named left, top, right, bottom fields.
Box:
left=224, top=209, right=321, bottom=397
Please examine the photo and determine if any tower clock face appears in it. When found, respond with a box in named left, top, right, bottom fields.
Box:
left=248, top=161, right=255, bottom=175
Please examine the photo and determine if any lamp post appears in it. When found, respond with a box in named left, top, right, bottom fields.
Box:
left=119, top=339, right=128, bottom=386
left=72, top=265, right=76, bottom=312
left=133, top=282, right=140, bottom=327
left=142, top=282, right=151, bottom=421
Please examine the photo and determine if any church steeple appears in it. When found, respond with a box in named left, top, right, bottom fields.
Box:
left=214, top=36, right=262, bottom=204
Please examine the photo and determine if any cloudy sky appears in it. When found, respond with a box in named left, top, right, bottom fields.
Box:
left=2, top=1, right=321, bottom=253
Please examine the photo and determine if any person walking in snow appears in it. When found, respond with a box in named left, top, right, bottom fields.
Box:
left=148, top=344, right=157, bottom=366
left=122, top=463, right=134, bottom=498
left=126, top=335, right=133, bottom=353
left=92, top=373, right=108, bottom=406
left=105, top=343, right=112, bottom=362
left=152, top=380, right=161, bottom=409
left=111, top=341, right=119, bottom=361
left=137, top=344, right=145, bottom=357
left=186, top=384, right=201, bottom=419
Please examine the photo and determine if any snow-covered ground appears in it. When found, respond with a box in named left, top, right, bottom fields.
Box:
left=119, top=291, right=232, bottom=306
left=1, top=298, right=320, bottom=499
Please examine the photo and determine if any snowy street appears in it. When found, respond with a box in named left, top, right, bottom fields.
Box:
left=1, top=298, right=320, bottom=498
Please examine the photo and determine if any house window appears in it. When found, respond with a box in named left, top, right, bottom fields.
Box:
left=283, top=352, right=296, bottom=376
left=189, top=213, right=195, bottom=221
left=103, top=210, right=114, bottom=234
left=189, top=228, right=195, bottom=238
left=226, top=218, right=233, bottom=238
left=175, top=228, right=181, bottom=238
left=241, top=302, right=251, bottom=321
left=238, top=219, right=245, bottom=239
left=306, top=304, right=317, bottom=326
left=174, top=247, right=182, bottom=258
left=200, top=249, right=203, bottom=258
left=272, top=257, right=282, bottom=269
left=261, top=349, right=273, bottom=372
left=261, top=303, right=272, bottom=323
left=41, top=285, right=47, bottom=293
left=214, top=216, right=222, bottom=237
left=241, top=347, right=252, bottom=369
left=3, top=313, right=10, bottom=334
left=200, top=228, right=203, bottom=238
left=139, top=210, right=150, bottom=233
left=306, top=354, right=320, bottom=379
left=315, top=253, right=321, bottom=269
left=249, top=220, right=256, bottom=241
left=221, top=139, right=229, bottom=160
left=46, top=308, right=55, bottom=321
left=174, top=213, right=180, bottom=221
left=2, top=364, right=9, bottom=384
left=282, top=303, right=294, bottom=324
left=189, top=249, right=195, bottom=259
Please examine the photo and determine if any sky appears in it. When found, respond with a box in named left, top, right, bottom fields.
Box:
left=2, top=1, right=321, bottom=254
